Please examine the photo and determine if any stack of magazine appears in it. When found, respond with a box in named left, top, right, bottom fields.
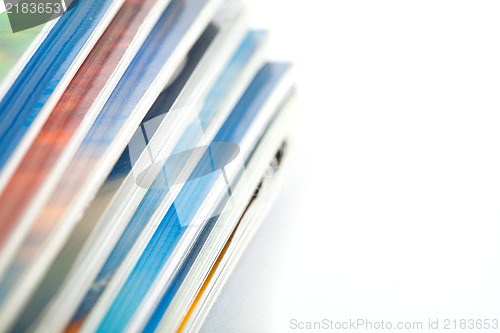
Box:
left=0, top=0, right=297, bottom=331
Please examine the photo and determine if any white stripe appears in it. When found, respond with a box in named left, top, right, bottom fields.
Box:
left=60, top=0, right=67, bottom=12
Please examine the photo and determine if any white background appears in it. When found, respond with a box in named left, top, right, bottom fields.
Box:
left=203, top=1, right=500, bottom=332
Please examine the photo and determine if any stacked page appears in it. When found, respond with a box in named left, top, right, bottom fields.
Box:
left=0, top=0, right=298, bottom=331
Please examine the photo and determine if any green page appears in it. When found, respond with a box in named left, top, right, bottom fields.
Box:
left=0, top=12, right=45, bottom=84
